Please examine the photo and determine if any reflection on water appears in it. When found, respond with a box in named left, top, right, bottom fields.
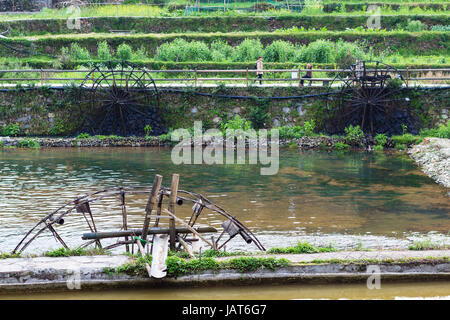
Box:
left=0, top=148, right=448, bottom=252
left=1, top=281, right=449, bottom=300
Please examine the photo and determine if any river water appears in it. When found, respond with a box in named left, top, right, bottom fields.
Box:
left=1, top=282, right=449, bottom=300
left=0, top=148, right=449, bottom=253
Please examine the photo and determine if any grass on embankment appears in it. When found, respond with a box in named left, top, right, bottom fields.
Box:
left=0, top=14, right=448, bottom=36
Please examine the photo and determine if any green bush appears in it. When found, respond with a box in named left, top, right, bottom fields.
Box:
left=17, top=139, right=39, bottom=148
left=334, top=141, right=350, bottom=150
left=1, top=123, right=20, bottom=136
left=303, top=120, right=316, bottom=136
left=419, top=122, right=450, bottom=139
left=220, top=115, right=252, bottom=132
left=406, top=20, right=427, bottom=32
left=296, top=39, right=334, bottom=64
left=117, top=43, right=133, bottom=61
left=373, top=144, right=384, bottom=152
left=374, top=133, right=388, bottom=147
left=76, top=133, right=91, bottom=139
left=232, top=38, right=263, bottom=62
left=430, top=25, right=450, bottom=31
left=155, top=38, right=212, bottom=62
left=344, top=125, right=364, bottom=145
left=263, top=40, right=296, bottom=63
left=210, top=39, right=233, bottom=62
left=69, top=43, right=91, bottom=60
left=97, top=40, right=113, bottom=61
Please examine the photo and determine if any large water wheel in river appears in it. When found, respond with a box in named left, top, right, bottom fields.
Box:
left=79, top=61, right=162, bottom=136
left=323, top=60, right=414, bottom=135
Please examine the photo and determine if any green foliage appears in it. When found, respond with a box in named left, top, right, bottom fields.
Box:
left=430, top=25, right=450, bottom=31
left=144, top=124, right=152, bottom=136
left=165, top=255, right=289, bottom=277
left=166, top=256, right=220, bottom=277
left=48, top=119, right=66, bottom=136
left=406, top=19, right=427, bottom=32
left=409, top=240, right=449, bottom=251
left=116, top=255, right=153, bottom=276
left=0, top=252, right=21, bottom=259
left=419, top=122, right=450, bottom=139
left=232, top=38, right=264, bottom=62
left=17, top=138, right=40, bottom=148
left=117, top=43, right=133, bottom=61
left=76, top=133, right=91, bottom=139
left=303, top=120, right=316, bottom=136
left=391, top=133, right=419, bottom=146
left=0, top=141, right=3, bottom=148
left=44, top=247, right=108, bottom=257
left=334, top=141, right=350, bottom=150
left=155, top=38, right=212, bottom=62
left=267, top=242, right=336, bottom=254
left=97, top=40, right=113, bottom=61
left=1, top=123, right=20, bottom=136
left=344, top=125, right=364, bottom=145
left=374, top=133, right=388, bottom=147
left=220, top=115, right=252, bottom=132
left=263, top=40, right=296, bottom=63
left=224, top=257, right=289, bottom=272
left=69, top=43, right=91, bottom=60
left=296, top=39, right=334, bottom=64
left=373, top=144, right=384, bottom=152
left=276, top=126, right=304, bottom=140
left=210, top=39, right=233, bottom=62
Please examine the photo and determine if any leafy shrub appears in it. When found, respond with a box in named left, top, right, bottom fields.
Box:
left=296, top=39, right=334, bottom=64
left=373, top=144, right=384, bottom=152
left=210, top=39, right=233, bottom=62
left=117, top=43, right=133, bottom=61
left=69, top=43, right=90, bottom=60
left=303, top=120, right=316, bottom=136
left=0, top=141, right=3, bottom=148
left=374, top=133, right=388, bottom=147
left=97, top=41, right=113, bottom=61
left=334, top=40, right=366, bottom=68
left=406, top=20, right=427, bottom=32
left=344, top=125, right=364, bottom=145
left=76, top=133, right=91, bottom=139
left=155, top=38, right=211, bottom=62
left=263, top=40, right=296, bottom=63
left=334, top=141, right=350, bottom=150
left=220, top=115, right=252, bottom=132
left=276, top=126, right=304, bottom=140
left=144, top=125, right=152, bottom=136
left=419, top=122, right=450, bottom=139
left=17, top=139, right=39, bottom=148
left=430, top=25, right=450, bottom=31
left=1, top=123, right=20, bottom=136
left=232, top=38, right=263, bottom=62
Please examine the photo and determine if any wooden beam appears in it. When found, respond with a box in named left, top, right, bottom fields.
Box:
left=142, top=174, right=163, bottom=241
left=82, top=227, right=218, bottom=240
left=168, top=174, right=179, bottom=251
left=164, top=209, right=215, bottom=249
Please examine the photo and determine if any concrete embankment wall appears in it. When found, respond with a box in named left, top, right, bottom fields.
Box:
left=0, top=252, right=449, bottom=293
left=0, top=86, right=448, bottom=137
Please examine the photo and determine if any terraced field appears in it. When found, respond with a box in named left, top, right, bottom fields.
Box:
left=0, top=1, right=448, bottom=78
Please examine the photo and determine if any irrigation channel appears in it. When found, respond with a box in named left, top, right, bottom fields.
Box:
left=0, top=148, right=448, bottom=254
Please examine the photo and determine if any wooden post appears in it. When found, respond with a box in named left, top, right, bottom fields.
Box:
left=406, top=67, right=409, bottom=87
left=246, top=68, right=249, bottom=88
left=298, top=68, right=301, bottom=87
left=168, top=174, right=179, bottom=251
left=40, top=69, right=44, bottom=86
left=120, top=190, right=129, bottom=253
left=194, top=69, right=198, bottom=87
left=142, top=174, right=163, bottom=241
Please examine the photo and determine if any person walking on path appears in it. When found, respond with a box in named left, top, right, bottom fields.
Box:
left=255, top=56, right=264, bottom=85
left=300, top=63, right=313, bottom=86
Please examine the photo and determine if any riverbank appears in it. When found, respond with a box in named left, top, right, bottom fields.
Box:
left=408, top=138, right=450, bottom=189
left=0, top=250, right=448, bottom=293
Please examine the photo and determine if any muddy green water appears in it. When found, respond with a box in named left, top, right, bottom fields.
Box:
left=1, top=282, right=449, bottom=300
left=0, top=148, right=449, bottom=252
